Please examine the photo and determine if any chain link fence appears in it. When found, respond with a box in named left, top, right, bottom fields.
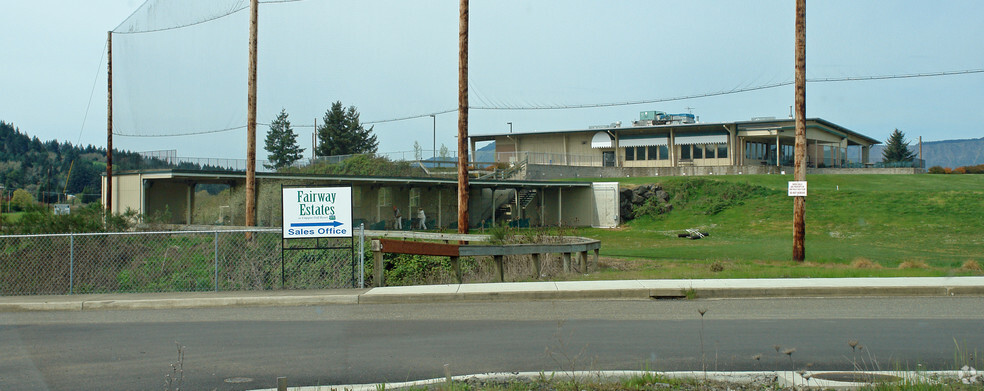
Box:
left=0, top=229, right=364, bottom=296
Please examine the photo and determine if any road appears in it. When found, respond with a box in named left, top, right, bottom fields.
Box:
left=2, top=297, right=983, bottom=390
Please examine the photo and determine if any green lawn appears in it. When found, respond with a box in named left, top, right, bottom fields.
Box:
left=569, top=174, right=984, bottom=279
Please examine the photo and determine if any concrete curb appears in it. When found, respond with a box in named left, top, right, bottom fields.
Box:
left=248, top=370, right=974, bottom=391
left=3, top=278, right=984, bottom=312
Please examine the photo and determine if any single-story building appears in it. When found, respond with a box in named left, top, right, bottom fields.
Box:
left=469, top=115, right=883, bottom=177
left=102, top=169, right=619, bottom=228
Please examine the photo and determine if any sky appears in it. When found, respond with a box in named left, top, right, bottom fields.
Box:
left=1, top=0, right=982, bottom=161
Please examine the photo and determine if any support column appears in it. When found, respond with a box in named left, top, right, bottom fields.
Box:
left=579, top=251, right=588, bottom=272
left=186, top=183, right=194, bottom=224
left=531, top=253, right=542, bottom=279
left=562, top=252, right=571, bottom=273
left=557, top=188, right=563, bottom=226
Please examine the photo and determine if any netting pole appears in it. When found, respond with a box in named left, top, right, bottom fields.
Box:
left=793, top=0, right=807, bottom=262
left=106, top=31, right=113, bottom=216
left=456, top=0, right=470, bottom=235
left=245, top=0, right=259, bottom=234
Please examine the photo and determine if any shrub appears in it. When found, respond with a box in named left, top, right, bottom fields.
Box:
left=928, top=166, right=947, bottom=174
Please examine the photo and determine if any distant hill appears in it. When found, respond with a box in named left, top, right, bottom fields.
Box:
left=0, top=121, right=221, bottom=203
left=474, top=142, right=496, bottom=163
left=870, top=137, right=984, bottom=168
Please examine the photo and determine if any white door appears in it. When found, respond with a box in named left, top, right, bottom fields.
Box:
left=591, top=182, right=619, bottom=228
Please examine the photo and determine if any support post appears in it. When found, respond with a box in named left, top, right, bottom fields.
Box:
left=450, top=256, right=462, bottom=284
left=456, top=0, right=470, bottom=235
left=579, top=251, right=588, bottom=273
left=493, top=255, right=504, bottom=282
left=372, top=240, right=384, bottom=287
left=359, top=223, right=365, bottom=288
left=562, top=252, right=571, bottom=273
left=593, top=248, right=600, bottom=268
left=69, top=233, right=75, bottom=294
left=214, top=231, right=219, bottom=292
left=531, top=253, right=541, bottom=279
left=245, top=0, right=259, bottom=231
left=792, top=0, right=807, bottom=261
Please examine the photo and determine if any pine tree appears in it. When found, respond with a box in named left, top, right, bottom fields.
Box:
left=316, top=101, right=378, bottom=156
left=264, top=109, right=305, bottom=170
left=881, top=128, right=917, bottom=163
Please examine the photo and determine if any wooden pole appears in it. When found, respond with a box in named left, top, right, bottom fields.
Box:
left=456, top=0, right=470, bottom=234
left=793, top=0, right=807, bottom=261
left=246, top=0, right=258, bottom=229
left=106, top=31, right=113, bottom=214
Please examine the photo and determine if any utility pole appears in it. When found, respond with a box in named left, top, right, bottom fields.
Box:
left=457, top=0, right=470, bottom=234
left=792, top=0, right=807, bottom=261
left=246, top=0, right=258, bottom=230
left=431, top=114, right=436, bottom=160
left=106, top=31, right=113, bottom=215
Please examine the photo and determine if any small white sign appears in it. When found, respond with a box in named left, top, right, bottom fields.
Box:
left=282, top=186, right=353, bottom=239
left=788, top=181, right=808, bottom=197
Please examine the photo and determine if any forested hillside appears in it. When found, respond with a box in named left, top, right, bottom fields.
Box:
left=1, top=121, right=160, bottom=203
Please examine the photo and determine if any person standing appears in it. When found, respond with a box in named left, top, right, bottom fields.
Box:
left=417, top=207, right=427, bottom=230
left=393, top=205, right=402, bottom=230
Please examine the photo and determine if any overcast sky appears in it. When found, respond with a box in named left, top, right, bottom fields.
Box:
left=2, top=0, right=982, bottom=160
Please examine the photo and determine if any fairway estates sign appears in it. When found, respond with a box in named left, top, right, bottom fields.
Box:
left=282, top=186, right=353, bottom=239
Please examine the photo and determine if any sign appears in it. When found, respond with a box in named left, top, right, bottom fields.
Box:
left=788, top=181, right=808, bottom=197
left=282, top=186, right=352, bottom=238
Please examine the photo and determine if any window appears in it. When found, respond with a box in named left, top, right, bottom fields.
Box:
left=680, top=145, right=691, bottom=159
left=658, top=145, right=668, bottom=160
left=718, top=144, right=728, bottom=159
left=693, top=144, right=703, bottom=159
left=647, top=146, right=658, bottom=160
left=625, top=147, right=635, bottom=161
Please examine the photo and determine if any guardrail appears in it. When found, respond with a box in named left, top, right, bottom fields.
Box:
left=367, top=231, right=600, bottom=285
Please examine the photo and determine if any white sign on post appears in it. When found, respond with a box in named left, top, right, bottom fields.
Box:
left=282, top=186, right=353, bottom=239
left=788, top=181, right=808, bottom=197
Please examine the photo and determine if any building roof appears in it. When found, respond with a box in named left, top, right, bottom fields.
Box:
left=106, top=169, right=591, bottom=188
left=471, top=117, right=881, bottom=145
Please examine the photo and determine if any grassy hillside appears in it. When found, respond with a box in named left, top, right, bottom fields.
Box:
left=576, top=174, right=984, bottom=279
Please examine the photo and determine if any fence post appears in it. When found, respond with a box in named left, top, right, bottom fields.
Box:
left=214, top=231, right=219, bottom=292
left=359, top=223, right=365, bottom=288
left=69, top=233, right=75, bottom=295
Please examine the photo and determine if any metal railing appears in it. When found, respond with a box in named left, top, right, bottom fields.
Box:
left=0, top=228, right=366, bottom=296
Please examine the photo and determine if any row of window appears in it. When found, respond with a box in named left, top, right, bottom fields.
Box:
left=745, top=142, right=794, bottom=161
left=625, top=144, right=729, bottom=161
left=624, top=145, right=669, bottom=161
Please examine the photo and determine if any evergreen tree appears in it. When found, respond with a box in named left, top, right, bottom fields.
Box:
left=882, top=128, right=917, bottom=163
left=316, top=101, right=378, bottom=156
left=264, top=109, right=305, bottom=170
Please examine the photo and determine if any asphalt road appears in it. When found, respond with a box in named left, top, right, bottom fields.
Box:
left=2, top=297, right=983, bottom=390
